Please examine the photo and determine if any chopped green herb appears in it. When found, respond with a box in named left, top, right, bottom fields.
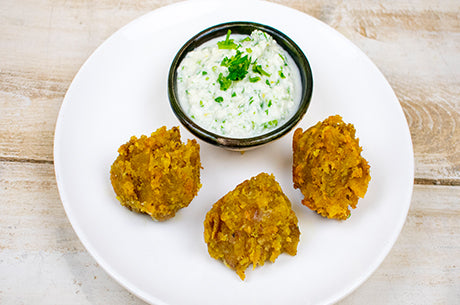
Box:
left=278, top=53, right=288, bottom=66
left=279, top=70, right=286, bottom=78
left=214, top=96, right=224, bottom=103
left=224, top=51, right=251, bottom=81
left=217, top=30, right=237, bottom=49
left=199, top=100, right=204, bottom=107
left=241, top=36, right=251, bottom=42
left=249, top=96, right=254, bottom=105
left=265, top=79, right=271, bottom=86
left=218, top=50, right=251, bottom=90
left=252, top=64, right=271, bottom=76
left=265, top=109, right=269, bottom=115
left=262, top=120, right=278, bottom=129
left=246, top=48, right=252, bottom=53
left=249, top=76, right=261, bottom=83
left=217, top=73, right=232, bottom=91
left=202, top=71, right=207, bottom=75
left=268, top=100, right=272, bottom=107
left=191, top=115, right=195, bottom=119
left=231, top=92, right=237, bottom=97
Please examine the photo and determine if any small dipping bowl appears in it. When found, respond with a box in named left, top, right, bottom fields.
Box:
left=168, top=21, right=313, bottom=151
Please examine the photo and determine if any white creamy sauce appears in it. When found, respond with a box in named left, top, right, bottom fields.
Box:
left=177, top=30, right=301, bottom=138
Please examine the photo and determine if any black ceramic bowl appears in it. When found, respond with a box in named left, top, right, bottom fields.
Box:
left=168, top=21, right=313, bottom=151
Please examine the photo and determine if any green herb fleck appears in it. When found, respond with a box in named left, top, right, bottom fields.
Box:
left=265, top=79, right=271, bottom=86
left=199, top=100, right=204, bottom=107
left=217, top=73, right=232, bottom=91
left=217, top=30, right=237, bottom=49
left=215, top=96, right=224, bottom=103
left=268, top=100, right=272, bottom=107
left=278, top=53, right=288, bottom=66
left=231, top=92, right=236, bottom=97
left=246, top=48, right=252, bottom=53
left=252, top=63, right=271, bottom=77
left=249, top=96, right=254, bottom=105
left=218, top=50, right=251, bottom=90
left=262, top=120, right=278, bottom=129
left=279, top=70, right=286, bottom=78
left=249, top=76, right=261, bottom=83
left=202, top=71, right=207, bottom=75
left=241, top=36, right=251, bottom=42
left=222, top=51, right=251, bottom=81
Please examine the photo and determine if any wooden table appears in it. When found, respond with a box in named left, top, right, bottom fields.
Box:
left=1, top=0, right=458, bottom=304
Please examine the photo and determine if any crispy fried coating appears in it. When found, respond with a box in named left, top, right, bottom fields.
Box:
left=204, top=173, right=300, bottom=280
left=110, top=126, right=201, bottom=221
left=292, top=115, right=370, bottom=220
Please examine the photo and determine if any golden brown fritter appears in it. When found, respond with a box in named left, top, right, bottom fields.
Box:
left=292, top=115, right=370, bottom=220
left=204, top=173, right=300, bottom=280
left=110, top=126, right=201, bottom=221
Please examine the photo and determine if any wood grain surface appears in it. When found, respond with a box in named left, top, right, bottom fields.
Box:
left=0, top=0, right=459, bottom=304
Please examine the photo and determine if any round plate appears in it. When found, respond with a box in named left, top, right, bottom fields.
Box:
left=54, top=1, right=414, bottom=305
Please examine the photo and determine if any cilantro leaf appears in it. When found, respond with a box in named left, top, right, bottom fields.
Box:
left=217, top=73, right=232, bottom=91
left=217, top=30, right=237, bottom=50
left=226, top=51, right=251, bottom=81
left=252, top=63, right=271, bottom=76
left=217, top=50, right=251, bottom=90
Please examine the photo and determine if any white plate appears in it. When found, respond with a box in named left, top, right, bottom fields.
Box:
left=54, top=1, right=414, bottom=304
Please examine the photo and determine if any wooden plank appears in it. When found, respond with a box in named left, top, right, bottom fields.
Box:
left=0, top=160, right=147, bottom=304
left=0, top=161, right=458, bottom=303
left=339, top=184, right=460, bottom=304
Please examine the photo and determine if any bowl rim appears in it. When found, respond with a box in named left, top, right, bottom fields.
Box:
left=168, top=21, right=313, bottom=150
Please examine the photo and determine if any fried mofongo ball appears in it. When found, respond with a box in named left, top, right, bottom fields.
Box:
left=293, top=115, right=371, bottom=220
left=204, top=173, right=300, bottom=280
left=110, top=126, right=201, bottom=221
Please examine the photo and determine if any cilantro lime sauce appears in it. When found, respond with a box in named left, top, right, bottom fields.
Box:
left=176, top=29, right=301, bottom=138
